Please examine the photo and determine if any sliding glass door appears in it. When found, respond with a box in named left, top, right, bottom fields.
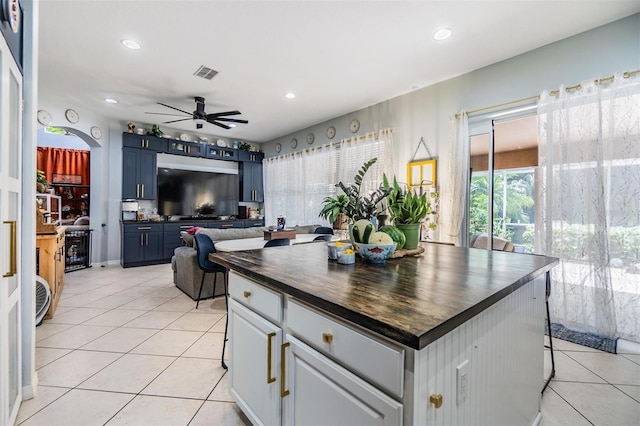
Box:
left=468, top=112, right=538, bottom=252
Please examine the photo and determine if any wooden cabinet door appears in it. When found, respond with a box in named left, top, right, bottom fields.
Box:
left=251, top=163, right=264, bottom=202
left=137, top=149, right=157, bottom=200
left=122, top=231, right=145, bottom=264
left=229, top=299, right=282, bottom=426
left=122, top=147, right=140, bottom=199
left=144, top=231, right=163, bottom=261
left=283, top=335, right=403, bottom=426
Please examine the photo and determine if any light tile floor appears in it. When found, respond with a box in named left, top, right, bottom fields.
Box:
left=17, top=263, right=640, bottom=425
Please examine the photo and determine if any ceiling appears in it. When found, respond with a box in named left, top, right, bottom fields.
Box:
left=38, top=1, right=639, bottom=143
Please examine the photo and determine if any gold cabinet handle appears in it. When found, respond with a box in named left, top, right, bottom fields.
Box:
left=136, top=183, right=139, bottom=198
left=430, top=394, right=443, bottom=408
left=280, top=342, right=290, bottom=397
left=3, top=221, right=17, bottom=277
left=243, top=291, right=251, bottom=298
left=141, top=184, right=145, bottom=198
left=267, top=332, right=276, bottom=384
left=140, top=234, right=144, bottom=246
left=322, top=332, right=333, bottom=344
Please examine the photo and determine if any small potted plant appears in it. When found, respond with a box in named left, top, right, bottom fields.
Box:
left=319, top=194, right=349, bottom=230
left=36, top=170, right=49, bottom=193
left=382, top=174, right=436, bottom=249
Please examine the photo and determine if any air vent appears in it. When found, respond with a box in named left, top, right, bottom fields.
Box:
left=193, top=66, right=218, bottom=80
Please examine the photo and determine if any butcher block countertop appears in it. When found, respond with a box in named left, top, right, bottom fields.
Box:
left=210, top=242, right=558, bottom=350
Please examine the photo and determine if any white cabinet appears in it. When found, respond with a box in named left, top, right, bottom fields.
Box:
left=229, top=299, right=283, bottom=426
left=283, top=335, right=403, bottom=426
left=228, top=271, right=404, bottom=426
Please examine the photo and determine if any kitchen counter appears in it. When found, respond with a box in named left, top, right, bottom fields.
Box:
left=210, top=242, right=558, bottom=350
left=215, top=242, right=559, bottom=425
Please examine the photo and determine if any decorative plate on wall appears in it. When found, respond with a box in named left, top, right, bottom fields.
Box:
left=349, top=119, right=360, bottom=133
left=306, top=132, right=315, bottom=145
left=37, top=110, right=52, bottom=126
left=290, top=138, right=298, bottom=149
left=65, top=108, right=79, bottom=124
left=326, top=126, right=336, bottom=139
left=275, top=143, right=282, bottom=153
left=90, top=126, right=102, bottom=140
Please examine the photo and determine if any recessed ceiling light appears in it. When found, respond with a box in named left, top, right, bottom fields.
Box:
left=433, top=28, right=453, bottom=41
left=104, top=98, right=118, bottom=104
left=121, top=39, right=141, bottom=50
left=284, top=92, right=296, bottom=99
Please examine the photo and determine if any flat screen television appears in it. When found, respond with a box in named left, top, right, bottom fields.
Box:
left=157, top=168, right=239, bottom=218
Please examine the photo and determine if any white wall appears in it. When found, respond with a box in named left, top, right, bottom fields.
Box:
left=264, top=14, right=640, bottom=186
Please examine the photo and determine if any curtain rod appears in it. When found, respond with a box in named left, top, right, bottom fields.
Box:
left=455, top=69, right=640, bottom=119
left=265, top=129, right=392, bottom=162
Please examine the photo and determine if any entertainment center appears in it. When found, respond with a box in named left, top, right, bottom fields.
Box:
left=120, top=132, right=265, bottom=267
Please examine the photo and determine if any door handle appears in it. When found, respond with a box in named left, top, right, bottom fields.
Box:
left=3, top=221, right=17, bottom=277
left=267, top=332, right=276, bottom=384
left=280, top=342, right=290, bottom=397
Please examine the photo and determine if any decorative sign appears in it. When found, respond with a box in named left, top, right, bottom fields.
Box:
left=2, top=0, right=20, bottom=34
left=52, top=174, right=82, bottom=185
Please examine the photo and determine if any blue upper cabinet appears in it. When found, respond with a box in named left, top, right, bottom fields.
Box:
left=238, top=150, right=264, bottom=163
left=123, top=133, right=167, bottom=152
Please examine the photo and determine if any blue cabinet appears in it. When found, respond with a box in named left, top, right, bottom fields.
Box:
left=122, top=147, right=157, bottom=200
left=121, top=223, right=164, bottom=267
left=123, top=133, right=167, bottom=152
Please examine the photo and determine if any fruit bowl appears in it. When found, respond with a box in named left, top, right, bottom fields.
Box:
left=353, top=242, right=397, bottom=264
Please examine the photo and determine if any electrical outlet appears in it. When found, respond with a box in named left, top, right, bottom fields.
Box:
left=457, top=360, right=469, bottom=405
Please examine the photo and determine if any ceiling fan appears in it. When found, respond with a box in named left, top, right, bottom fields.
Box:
left=146, top=96, right=248, bottom=130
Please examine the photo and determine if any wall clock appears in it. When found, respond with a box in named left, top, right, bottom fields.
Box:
left=275, top=143, right=282, bottom=153
left=290, top=138, right=298, bottom=149
left=306, top=132, right=315, bottom=145
left=90, top=126, right=102, bottom=140
left=349, top=119, right=360, bottom=133
left=65, top=108, right=80, bottom=124
left=37, top=110, right=52, bottom=126
left=326, top=126, right=336, bottom=139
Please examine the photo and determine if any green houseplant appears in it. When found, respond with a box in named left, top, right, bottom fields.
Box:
left=383, top=174, right=436, bottom=249
left=318, top=194, right=349, bottom=229
left=334, top=158, right=390, bottom=222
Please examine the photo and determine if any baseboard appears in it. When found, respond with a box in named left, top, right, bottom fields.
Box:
left=22, top=372, right=38, bottom=400
left=617, top=338, right=640, bottom=354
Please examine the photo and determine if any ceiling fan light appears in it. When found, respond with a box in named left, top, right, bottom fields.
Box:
left=194, top=118, right=206, bottom=124
left=228, top=124, right=237, bottom=128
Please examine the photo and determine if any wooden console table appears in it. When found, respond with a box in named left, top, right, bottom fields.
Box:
left=36, top=227, right=66, bottom=319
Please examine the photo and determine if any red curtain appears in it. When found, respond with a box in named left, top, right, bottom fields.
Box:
left=37, top=147, right=90, bottom=186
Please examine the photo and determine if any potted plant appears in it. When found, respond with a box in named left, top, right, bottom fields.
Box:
left=318, top=194, right=349, bottom=230
left=382, top=174, right=436, bottom=249
left=334, top=158, right=390, bottom=222
left=36, top=170, right=49, bottom=193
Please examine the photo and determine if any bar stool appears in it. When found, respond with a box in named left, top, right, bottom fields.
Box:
left=543, top=271, right=556, bottom=394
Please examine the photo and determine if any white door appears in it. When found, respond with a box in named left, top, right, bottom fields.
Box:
left=0, top=32, right=23, bottom=425
left=228, top=299, right=282, bottom=426
left=283, top=335, right=403, bottom=426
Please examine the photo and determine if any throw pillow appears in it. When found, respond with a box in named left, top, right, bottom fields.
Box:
left=186, top=226, right=201, bottom=235
left=180, top=231, right=195, bottom=247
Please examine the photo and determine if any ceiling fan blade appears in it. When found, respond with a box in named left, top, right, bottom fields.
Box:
left=210, top=121, right=231, bottom=130
left=206, top=110, right=241, bottom=118
left=145, top=112, right=189, bottom=117
left=215, top=117, right=249, bottom=124
left=163, top=118, right=192, bottom=124
left=158, top=102, right=193, bottom=116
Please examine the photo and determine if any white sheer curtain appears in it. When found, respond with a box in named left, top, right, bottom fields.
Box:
left=263, top=130, right=394, bottom=227
left=537, top=74, right=640, bottom=343
left=440, top=112, right=469, bottom=246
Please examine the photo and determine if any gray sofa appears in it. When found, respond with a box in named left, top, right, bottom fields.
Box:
left=171, top=224, right=322, bottom=300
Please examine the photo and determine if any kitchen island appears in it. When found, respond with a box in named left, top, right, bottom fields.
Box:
left=210, top=242, right=558, bottom=425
